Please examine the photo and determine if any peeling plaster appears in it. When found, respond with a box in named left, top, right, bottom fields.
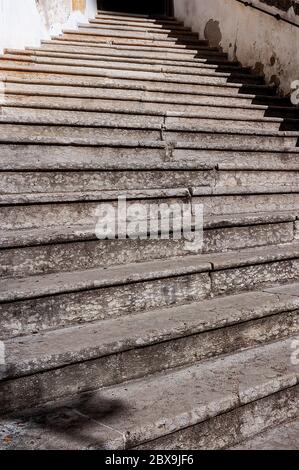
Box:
left=174, top=0, right=299, bottom=95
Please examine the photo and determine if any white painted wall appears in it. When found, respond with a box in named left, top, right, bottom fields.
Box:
left=174, top=0, right=299, bottom=96
left=0, top=0, right=97, bottom=54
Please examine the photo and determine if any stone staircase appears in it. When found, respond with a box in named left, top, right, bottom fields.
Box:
left=0, top=9, right=299, bottom=450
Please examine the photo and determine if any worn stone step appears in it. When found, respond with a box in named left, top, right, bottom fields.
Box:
left=2, top=93, right=298, bottom=120
left=1, top=337, right=299, bottom=449
left=232, top=416, right=299, bottom=449
left=0, top=81, right=289, bottom=111
left=58, top=30, right=207, bottom=49
left=1, top=193, right=299, bottom=231
left=1, top=210, right=296, bottom=248
left=1, top=143, right=299, bottom=171
left=0, top=243, right=299, bottom=339
left=89, top=18, right=188, bottom=30
left=1, top=107, right=297, bottom=133
left=1, top=66, right=270, bottom=99
left=38, top=40, right=240, bottom=64
left=19, top=46, right=250, bottom=72
left=54, top=36, right=217, bottom=55
left=0, top=63, right=269, bottom=95
left=2, top=54, right=260, bottom=83
left=1, top=285, right=299, bottom=417
left=75, top=24, right=199, bottom=41
left=0, top=217, right=295, bottom=279
left=0, top=122, right=297, bottom=149
left=5, top=49, right=259, bottom=82
left=2, top=169, right=299, bottom=206
left=0, top=73, right=274, bottom=101
left=85, top=20, right=192, bottom=34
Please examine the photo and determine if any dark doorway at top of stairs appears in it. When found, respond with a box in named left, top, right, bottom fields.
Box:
left=98, top=0, right=174, bottom=16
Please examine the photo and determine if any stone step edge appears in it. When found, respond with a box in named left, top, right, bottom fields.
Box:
left=1, top=241, right=299, bottom=303
left=2, top=282, right=299, bottom=380
left=6, top=48, right=247, bottom=69
left=38, top=42, right=239, bottom=64
left=0, top=211, right=297, bottom=249
left=2, top=336, right=299, bottom=449
left=76, top=24, right=200, bottom=40
left=0, top=78, right=287, bottom=106
left=96, top=11, right=177, bottom=21
left=2, top=50, right=255, bottom=77
left=82, top=22, right=193, bottom=34
left=42, top=37, right=223, bottom=52
left=231, top=415, right=299, bottom=449
left=0, top=76, right=276, bottom=99
left=3, top=186, right=299, bottom=206
left=3, top=105, right=296, bottom=125
left=2, top=95, right=297, bottom=118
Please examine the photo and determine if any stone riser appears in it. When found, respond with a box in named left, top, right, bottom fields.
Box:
left=0, top=60, right=265, bottom=88
left=2, top=170, right=299, bottom=201
left=136, top=386, right=299, bottom=450
left=38, top=42, right=240, bottom=64
left=0, top=124, right=297, bottom=149
left=0, top=222, right=294, bottom=279
left=1, top=108, right=292, bottom=133
left=59, top=32, right=207, bottom=48
left=1, top=258, right=299, bottom=339
left=75, top=26, right=199, bottom=41
left=1, top=310, right=298, bottom=414
left=1, top=194, right=299, bottom=230
left=1, top=145, right=299, bottom=171
left=0, top=77, right=274, bottom=100
left=1, top=85, right=290, bottom=112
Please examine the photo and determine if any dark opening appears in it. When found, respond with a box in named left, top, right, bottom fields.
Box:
left=98, top=0, right=174, bottom=16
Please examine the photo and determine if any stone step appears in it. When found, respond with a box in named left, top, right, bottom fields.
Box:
left=1, top=210, right=296, bottom=249
left=232, top=416, right=299, bottom=449
left=2, top=63, right=252, bottom=88
left=1, top=336, right=299, bottom=449
left=1, top=143, right=299, bottom=171
left=2, top=93, right=298, bottom=120
left=2, top=169, right=299, bottom=205
left=6, top=49, right=258, bottom=81
left=0, top=285, right=299, bottom=416
left=0, top=63, right=270, bottom=93
left=1, top=54, right=261, bottom=83
left=95, top=11, right=178, bottom=22
left=0, top=80, right=290, bottom=111
left=38, top=40, right=240, bottom=64
left=1, top=193, right=299, bottom=230
left=85, top=20, right=192, bottom=33
left=1, top=243, right=299, bottom=339
left=0, top=75, right=275, bottom=103
left=89, top=18, right=188, bottom=30
left=0, top=122, right=297, bottom=149
left=58, top=31, right=207, bottom=49
left=76, top=24, right=200, bottom=41
left=0, top=217, right=296, bottom=279
left=1, top=107, right=298, bottom=133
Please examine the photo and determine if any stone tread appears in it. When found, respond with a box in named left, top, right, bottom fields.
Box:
left=1, top=336, right=299, bottom=449
left=1, top=210, right=297, bottom=248
left=232, top=416, right=299, bottom=449
left=2, top=283, right=299, bottom=379
left=1, top=242, right=299, bottom=303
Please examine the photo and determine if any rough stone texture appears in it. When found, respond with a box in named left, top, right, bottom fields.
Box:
left=0, top=10, right=299, bottom=449
left=1, top=338, right=299, bottom=449
left=232, top=415, right=299, bottom=449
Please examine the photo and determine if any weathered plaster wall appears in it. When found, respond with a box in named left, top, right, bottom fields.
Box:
left=174, top=0, right=299, bottom=95
left=0, top=0, right=97, bottom=54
